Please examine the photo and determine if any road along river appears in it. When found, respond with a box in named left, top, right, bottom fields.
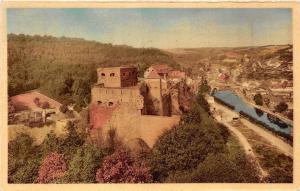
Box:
left=213, top=90, right=293, bottom=138
left=209, top=91, right=293, bottom=158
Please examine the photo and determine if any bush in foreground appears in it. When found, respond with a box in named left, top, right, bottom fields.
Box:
left=96, top=149, right=153, bottom=183
left=37, top=152, right=67, bottom=183
left=64, top=144, right=106, bottom=183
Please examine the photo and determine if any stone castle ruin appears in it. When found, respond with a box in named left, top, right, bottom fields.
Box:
left=89, top=65, right=193, bottom=146
left=91, top=67, right=144, bottom=111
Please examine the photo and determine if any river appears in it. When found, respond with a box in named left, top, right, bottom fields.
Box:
left=213, top=90, right=293, bottom=136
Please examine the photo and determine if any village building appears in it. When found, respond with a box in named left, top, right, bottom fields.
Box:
left=218, top=72, right=229, bottom=82
left=143, top=64, right=187, bottom=115
left=144, top=64, right=186, bottom=82
left=9, top=90, right=61, bottom=126
left=144, top=64, right=173, bottom=80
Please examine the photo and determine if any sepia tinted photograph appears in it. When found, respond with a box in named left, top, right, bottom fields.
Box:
left=4, top=6, right=295, bottom=185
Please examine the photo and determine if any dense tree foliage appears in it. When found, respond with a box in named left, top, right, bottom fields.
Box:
left=8, top=133, right=42, bottom=183
left=96, top=149, right=153, bottom=183
left=149, top=112, right=229, bottom=182
left=188, top=153, right=259, bottom=183
left=8, top=121, right=90, bottom=183
left=64, top=144, right=105, bottom=183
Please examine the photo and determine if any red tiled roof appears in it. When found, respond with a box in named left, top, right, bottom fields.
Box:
left=218, top=73, right=229, bottom=81
left=10, top=90, right=61, bottom=111
left=146, top=70, right=161, bottom=79
left=168, top=70, right=186, bottom=79
left=152, top=64, right=173, bottom=74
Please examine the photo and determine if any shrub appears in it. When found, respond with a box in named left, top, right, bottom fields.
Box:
left=96, top=149, right=152, bottom=183
left=180, top=104, right=203, bottom=124
left=64, top=144, right=106, bottom=183
left=198, top=80, right=210, bottom=94
left=189, top=153, right=259, bottom=183
left=275, top=102, right=288, bottom=113
left=196, top=94, right=210, bottom=112
left=253, top=93, right=263, bottom=106
left=37, top=152, right=67, bottom=183
left=287, top=110, right=293, bottom=120
left=8, top=133, right=43, bottom=183
left=148, top=122, right=227, bottom=182
left=59, top=104, right=68, bottom=113
left=12, top=159, right=40, bottom=183
left=34, top=97, right=41, bottom=107
left=8, top=133, right=35, bottom=158
left=255, top=108, right=264, bottom=117
left=41, top=101, right=50, bottom=109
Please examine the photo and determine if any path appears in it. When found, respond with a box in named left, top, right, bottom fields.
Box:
left=214, top=114, right=268, bottom=179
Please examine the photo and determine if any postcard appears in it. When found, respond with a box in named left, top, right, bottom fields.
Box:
left=0, top=1, right=299, bottom=191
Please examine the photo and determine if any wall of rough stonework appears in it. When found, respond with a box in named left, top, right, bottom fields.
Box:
left=143, top=78, right=168, bottom=115
left=169, top=89, right=182, bottom=115
left=101, top=103, right=142, bottom=144
left=120, top=67, right=138, bottom=87
left=97, top=67, right=121, bottom=88
left=99, top=102, right=180, bottom=148
left=97, top=67, right=138, bottom=88
left=91, top=86, right=143, bottom=110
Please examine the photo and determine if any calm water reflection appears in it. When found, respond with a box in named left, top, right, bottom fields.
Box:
left=213, top=90, right=292, bottom=136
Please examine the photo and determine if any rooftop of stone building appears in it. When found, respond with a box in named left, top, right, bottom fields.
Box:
left=96, top=66, right=136, bottom=69
left=152, top=64, right=173, bottom=73
left=92, top=84, right=140, bottom=89
left=10, top=90, right=62, bottom=112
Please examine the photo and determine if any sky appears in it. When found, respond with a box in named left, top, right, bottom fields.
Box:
left=7, top=8, right=292, bottom=49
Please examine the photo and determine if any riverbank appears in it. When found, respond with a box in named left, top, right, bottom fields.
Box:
left=207, top=94, right=293, bottom=158
left=212, top=90, right=292, bottom=142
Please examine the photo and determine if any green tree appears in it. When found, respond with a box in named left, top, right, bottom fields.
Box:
left=8, top=133, right=43, bottom=183
left=148, top=122, right=228, bottom=182
left=275, top=102, right=288, bottom=113
left=181, top=104, right=203, bottom=124
left=64, top=144, right=106, bottom=183
left=253, top=93, right=263, bottom=106
left=198, top=79, right=210, bottom=94
left=189, top=153, right=259, bottom=183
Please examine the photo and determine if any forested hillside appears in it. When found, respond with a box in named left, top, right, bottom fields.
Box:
left=8, top=34, right=179, bottom=110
